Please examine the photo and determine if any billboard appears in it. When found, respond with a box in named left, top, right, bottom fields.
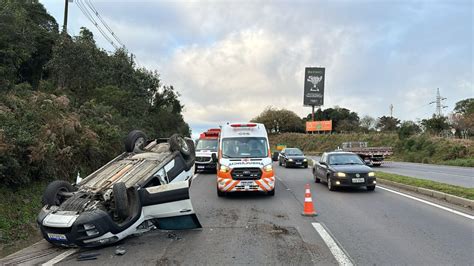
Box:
left=303, top=67, right=325, bottom=106
left=306, top=120, right=332, bottom=132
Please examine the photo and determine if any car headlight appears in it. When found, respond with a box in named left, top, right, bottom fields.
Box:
left=263, top=164, right=273, bottom=172
left=288, top=159, right=294, bottom=162
left=368, top=172, right=375, bottom=177
left=219, top=165, right=230, bottom=173
left=303, top=158, right=307, bottom=162
left=335, top=172, right=346, bottom=177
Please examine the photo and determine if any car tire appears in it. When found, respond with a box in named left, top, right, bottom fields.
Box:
left=304, top=165, right=308, bottom=168
left=315, top=176, right=321, bottom=183
left=113, top=182, right=129, bottom=219
left=328, top=177, right=336, bottom=191
left=284, top=161, right=288, bottom=168
left=367, top=185, right=376, bottom=191
left=217, top=188, right=226, bottom=197
left=267, top=189, right=275, bottom=196
left=125, top=130, right=147, bottom=153
left=169, top=134, right=191, bottom=158
left=42, top=180, right=75, bottom=206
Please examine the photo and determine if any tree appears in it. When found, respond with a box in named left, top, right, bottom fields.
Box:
left=398, top=121, right=421, bottom=139
left=454, top=98, right=474, bottom=115
left=376, top=116, right=400, bottom=132
left=450, top=98, right=473, bottom=137
left=359, top=115, right=375, bottom=132
left=252, top=107, right=304, bottom=133
left=305, top=106, right=360, bottom=133
left=0, top=1, right=58, bottom=89
left=421, top=115, right=450, bottom=134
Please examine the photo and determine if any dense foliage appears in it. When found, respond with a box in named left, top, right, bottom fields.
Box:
left=0, top=1, right=189, bottom=187
left=251, top=107, right=305, bottom=133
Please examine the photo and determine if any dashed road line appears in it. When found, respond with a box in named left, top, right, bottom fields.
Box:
left=378, top=186, right=474, bottom=220
left=312, top=222, right=353, bottom=266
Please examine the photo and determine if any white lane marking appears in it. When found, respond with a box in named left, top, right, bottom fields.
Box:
left=378, top=186, right=474, bottom=220
left=41, top=248, right=78, bottom=266
left=312, top=223, right=353, bottom=266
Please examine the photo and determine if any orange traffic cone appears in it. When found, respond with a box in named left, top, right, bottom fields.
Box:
left=302, top=184, right=318, bottom=216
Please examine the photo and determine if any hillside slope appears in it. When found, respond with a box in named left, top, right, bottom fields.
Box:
left=269, top=133, right=473, bottom=166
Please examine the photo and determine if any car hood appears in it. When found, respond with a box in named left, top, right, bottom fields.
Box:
left=330, top=164, right=372, bottom=173
left=286, top=155, right=306, bottom=160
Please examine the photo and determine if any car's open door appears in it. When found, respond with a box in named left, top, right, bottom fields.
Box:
left=138, top=177, right=201, bottom=230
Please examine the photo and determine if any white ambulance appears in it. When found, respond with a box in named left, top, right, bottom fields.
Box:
left=215, top=123, right=275, bottom=196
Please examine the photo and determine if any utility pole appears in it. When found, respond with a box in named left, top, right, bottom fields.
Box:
left=429, top=88, right=447, bottom=117
left=63, top=0, right=70, bottom=33
left=389, top=104, right=393, bottom=117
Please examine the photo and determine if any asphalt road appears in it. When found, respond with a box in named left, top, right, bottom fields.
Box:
left=310, top=156, right=474, bottom=187
left=2, top=164, right=473, bottom=265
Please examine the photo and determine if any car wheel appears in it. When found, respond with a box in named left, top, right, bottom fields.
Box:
left=328, top=177, right=335, bottom=191
left=304, top=165, right=308, bottom=168
left=169, top=134, right=191, bottom=158
left=113, top=182, right=129, bottom=219
left=42, top=180, right=75, bottom=206
left=124, top=130, right=147, bottom=153
left=267, top=189, right=275, bottom=196
left=315, top=176, right=321, bottom=183
left=367, top=185, right=376, bottom=191
left=284, top=161, right=288, bottom=168
left=217, top=188, right=226, bottom=197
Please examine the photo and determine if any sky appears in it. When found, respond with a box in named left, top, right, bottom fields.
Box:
left=40, top=0, right=473, bottom=137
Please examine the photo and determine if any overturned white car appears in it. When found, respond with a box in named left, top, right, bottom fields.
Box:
left=37, top=130, right=201, bottom=247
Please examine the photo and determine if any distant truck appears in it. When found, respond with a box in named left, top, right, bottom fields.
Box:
left=194, top=128, right=220, bottom=173
left=339, top=142, right=393, bottom=166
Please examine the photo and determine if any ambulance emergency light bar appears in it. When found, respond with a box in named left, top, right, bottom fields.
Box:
left=230, top=123, right=257, bottom=128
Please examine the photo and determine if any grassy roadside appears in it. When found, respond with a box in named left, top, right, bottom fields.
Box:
left=0, top=181, right=46, bottom=258
left=376, top=172, right=474, bottom=200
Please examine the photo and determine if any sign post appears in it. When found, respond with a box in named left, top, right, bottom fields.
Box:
left=304, top=67, right=325, bottom=130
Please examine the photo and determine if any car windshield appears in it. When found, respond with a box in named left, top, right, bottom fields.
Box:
left=196, top=139, right=218, bottom=151
left=285, top=148, right=303, bottom=155
left=328, top=154, right=364, bottom=165
left=221, top=137, right=268, bottom=158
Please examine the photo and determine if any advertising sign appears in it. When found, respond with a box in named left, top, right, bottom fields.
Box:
left=306, top=120, right=332, bottom=132
left=303, top=67, right=325, bottom=106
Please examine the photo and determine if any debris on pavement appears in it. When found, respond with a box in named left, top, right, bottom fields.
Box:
left=115, top=247, right=127, bottom=256
left=167, top=233, right=182, bottom=240
left=77, top=252, right=100, bottom=261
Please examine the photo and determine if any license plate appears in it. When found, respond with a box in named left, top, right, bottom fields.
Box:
left=198, top=166, right=205, bottom=169
left=47, top=233, right=67, bottom=241
left=352, top=178, right=365, bottom=183
left=240, top=181, right=254, bottom=186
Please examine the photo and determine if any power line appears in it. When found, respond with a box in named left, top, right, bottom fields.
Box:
left=84, top=0, right=125, bottom=48
left=75, top=0, right=119, bottom=49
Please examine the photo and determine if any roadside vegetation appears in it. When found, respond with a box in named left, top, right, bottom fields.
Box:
left=376, top=172, right=474, bottom=200
left=256, top=101, right=473, bottom=167
left=269, top=133, right=473, bottom=167
left=0, top=1, right=189, bottom=254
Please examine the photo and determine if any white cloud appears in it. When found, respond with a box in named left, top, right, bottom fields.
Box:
left=40, top=0, right=473, bottom=134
